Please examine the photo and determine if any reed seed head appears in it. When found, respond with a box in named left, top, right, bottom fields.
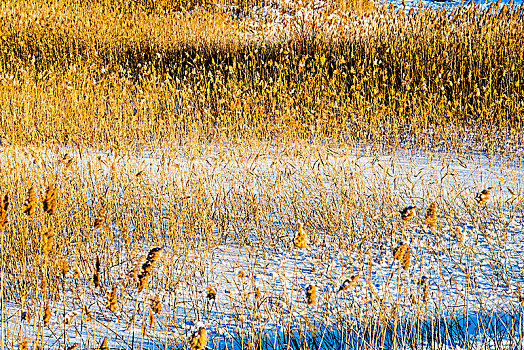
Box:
left=306, top=284, right=318, bottom=305
left=188, top=327, right=208, bottom=350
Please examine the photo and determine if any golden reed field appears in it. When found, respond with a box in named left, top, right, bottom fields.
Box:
left=0, top=0, right=524, bottom=349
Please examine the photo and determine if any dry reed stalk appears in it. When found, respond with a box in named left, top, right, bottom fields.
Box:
left=93, top=204, right=106, bottom=229
left=188, top=327, right=208, bottom=350
left=424, top=202, right=437, bottom=228
left=23, top=186, right=36, bottom=216
left=43, top=185, right=57, bottom=215
left=206, top=286, right=216, bottom=300
left=293, top=222, right=308, bottom=249
left=306, top=285, right=318, bottom=305
left=338, top=275, right=359, bottom=292
left=400, top=206, right=416, bottom=222
left=475, top=187, right=492, bottom=205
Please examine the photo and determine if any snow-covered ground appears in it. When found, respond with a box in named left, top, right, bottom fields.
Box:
left=1, top=143, right=523, bottom=349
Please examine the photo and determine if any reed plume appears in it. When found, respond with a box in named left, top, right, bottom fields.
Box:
left=475, top=187, right=492, bottom=205
left=338, top=275, right=359, bottom=292
left=93, top=204, right=106, bottom=229
left=424, top=202, right=437, bottom=228
left=400, top=206, right=416, bottom=222
left=0, top=193, right=8, bottom=230
left=306, top=285, right=318, bottom=305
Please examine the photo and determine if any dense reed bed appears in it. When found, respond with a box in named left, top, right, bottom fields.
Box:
left=0, top=0, right=522, bottom=151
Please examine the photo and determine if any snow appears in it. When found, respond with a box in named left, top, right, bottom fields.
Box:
left=0, top=143, right=523, bottom=349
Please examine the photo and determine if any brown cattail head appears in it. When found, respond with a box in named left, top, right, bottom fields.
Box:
left=188, top=327, right=208, bottom=350
left=338, top=274, right=359, bottom=292
left=306, top=285, right=318, bottom=305
left=146, top=247, right=163, bottom=265
left=419, top=276, right=429, bottom=302
left=67, top=344, right=79, bottom=350
left=400, top=206, right=416, bottom=222
left=100, top=337, right=108, bottom=350
left=43, top=185, right=57, bottom=215
left=42, top=228, right=55, bottom=257
left=393, top=242, right=408, bottom=260
left=151, top=295, right=162, bottom=314
left=106, top=285, right=118, bottom=313
left=293, top=222, right=308, bottom=249
left=84, top=306, right=93, bottom=322
left=93, top=204, right=106, bottom=229
left=23, top=186, right=37, bottom=216
left=475, top=187, right=492, bottom=205
left=401, top=247, right=411, bottom=270
left=21, top=310, right=31, bottom=322
left=424, top=202, right=437, bottom=228
left=43, top=302, right=51, bottom=326
left=0, top=193, right=8, bottom=230
left=19, top=337, right=28, bottom=350
left=206, top=286, right=216, bottom=300
left=393, top=242, right=411, bottom=270
left=456, top=227, right=464, bottom=244
left=93, top=256, right=101, bottom=288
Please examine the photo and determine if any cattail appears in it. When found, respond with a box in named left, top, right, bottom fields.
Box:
left=23, top=186, right=36, bottom=216
left=424, top=202, right=437, bottom=228
left=106, top=285, right=118, bottom=312
left=0, top=193, right=8, bottom=230
left=456, top=227, right=464, bottom=244
left=238, top=270, right=246, bottom=279
left=293, top=222, right=308, bottom=249
left=21, top=310, right=31, bottom=322
left=138, top=275, right=148, bottom=292
left=419, top=276, right=429, bottom=302
left=93, top=256, right=101, bottom=288
left=73, top=263, right=81, bottom=279
left=43, top=302, right=51, bottom=326
left=188, top=327, right=208, bottom=350
left=60, top=259, right=69, bottom=277
left=93, top=204, right=106, bottom=229
left=151, top=295, right=162, bottom=314
left=84, top=305, right=93, bottom=322
left=146, top=247, right=163, bottom=265
left=338, top=275, right=359, bottom=292
left=401, top=247, right=411, bottom=270
left=475, top=187, right=492, bottom=205
left=127, top=255, right=145, bottom=279
left=393, top=242, right=408, bottom=260
left=67, top=344, right=79, bottom=350
left=206, top=286, right=216, bottom=300
left=20, top=337, right=28, bottom=350
left=43, top=185, right=57, bottom=215
left=100, top=337, right=108, bottom=350
left=306, top=285, right=318, bottom=305
left=400, top=206, right=416, bottom=222
left=42, top=228, right=55, bottom=257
